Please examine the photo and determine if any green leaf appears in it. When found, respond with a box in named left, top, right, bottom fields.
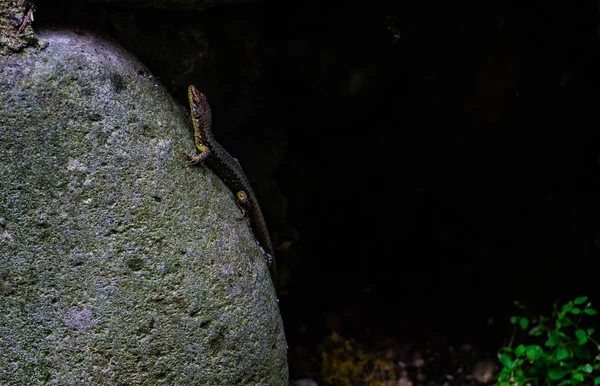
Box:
left=515, top=345, right=526, bottom=357
left=520, top=317, right=529, bottom=330
left=573, top=372, right=585, bottom=382
left=585, top=308, right=598, bottom=315
left=556, top=347, right=570, bottom=360
left=595, top=376, right=600, bottom=385
left=558, top=310, right=567, bottom=320
left=576, top=329, right=588, bottom=345
left=510, top=315, right=518, bottom=324
left=579, top=364, right=593, bottom=373
left=527, top=345, right=542, bottom=361
left=549, top=368, right=568, bottom=380
left=499, top=353, right=513, bottom=368
left=587, top=328, right=595, bottom=335
left=574, top=297, right=588, bottom=305
left=546, top=331, right=560, bottom=347
left=561, top=316, right=574, bottom=327
left=563, top=302, right=574, bottom=313
left=571, top=307, right=582, bottom=315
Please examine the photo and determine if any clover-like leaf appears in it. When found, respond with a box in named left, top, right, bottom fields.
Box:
left=562, top=302, right=574, bottom=313
left=499, top=353, right=514, bottom=368
left=549, top=368, right=567, bottom=380
left=527, top=345, right=543, bottom=361
left=572, top=372, right=585, bottom=382
left=561, top=316, right=574, bottom=327
left=576, top=329, right=588, bottom=345
left=546, top=331, right=560, bottom=347
left=556, top=347, right=570, bottom=361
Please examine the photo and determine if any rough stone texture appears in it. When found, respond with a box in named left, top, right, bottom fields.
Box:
left=0, top=27, right=287, bottom=385
left=0, top=0, right=37, bottom=53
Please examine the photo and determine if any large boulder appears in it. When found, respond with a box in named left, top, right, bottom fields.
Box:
left=0, top=27, right=287, bottom=385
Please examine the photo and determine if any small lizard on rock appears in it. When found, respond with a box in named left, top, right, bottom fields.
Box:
left=184, top=85, right=276, bottom=282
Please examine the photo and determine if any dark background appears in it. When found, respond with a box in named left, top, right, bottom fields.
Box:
left=38, top=0, right=600, bottom=378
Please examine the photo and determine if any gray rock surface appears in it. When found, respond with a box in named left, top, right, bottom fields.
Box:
left=0, top=27, right=287, bottom=385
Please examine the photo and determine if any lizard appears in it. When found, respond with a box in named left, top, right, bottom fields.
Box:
left=184, top=85, right=277, bottom=282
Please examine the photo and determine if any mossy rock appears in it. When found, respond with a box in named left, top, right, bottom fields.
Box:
left=0, top=27, right=287, bottom=385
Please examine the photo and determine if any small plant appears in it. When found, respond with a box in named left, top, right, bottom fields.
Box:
left=496, top=296, right=600, bottom=385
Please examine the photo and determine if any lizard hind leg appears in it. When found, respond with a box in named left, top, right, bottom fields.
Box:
left=235, top=190, right=252, bottom=219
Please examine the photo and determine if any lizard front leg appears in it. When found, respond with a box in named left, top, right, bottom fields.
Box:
left=184, top=143, right=211, bottom=165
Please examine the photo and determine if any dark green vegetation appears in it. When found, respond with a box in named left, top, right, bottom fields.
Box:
left=497, top=297, right=600, bottom=386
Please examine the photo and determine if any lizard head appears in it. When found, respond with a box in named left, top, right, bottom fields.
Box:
left=188, top=85, right=212, bottom=126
